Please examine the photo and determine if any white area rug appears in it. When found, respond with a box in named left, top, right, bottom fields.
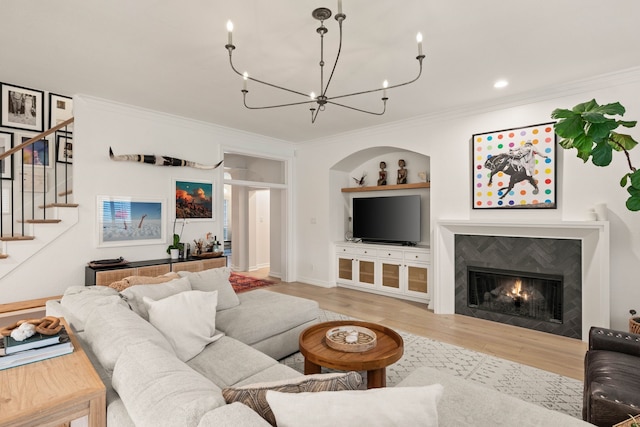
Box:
left=279, top=309, right=583, bottom=419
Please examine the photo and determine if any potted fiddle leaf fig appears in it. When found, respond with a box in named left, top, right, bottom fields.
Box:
left=551, top=99, right=640, bottom=211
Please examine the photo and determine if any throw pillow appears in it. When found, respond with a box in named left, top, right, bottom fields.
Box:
left=120, top=276, right=191, bottom=319
left=107, top=272, right=180, bottom=292
left=178, top=267, right=240, bottom=310
left=143, top=290, right=224, bottom=361
left=222, top=371, right=363, bottom=426
left=266, top=384, right=443, bottom=427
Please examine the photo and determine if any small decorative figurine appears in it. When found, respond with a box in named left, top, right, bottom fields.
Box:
left=377, top=161, right=387, bottom=186
left=397, top=159, right=407, bottom=184
left=352, top=172, right=366, bottom=187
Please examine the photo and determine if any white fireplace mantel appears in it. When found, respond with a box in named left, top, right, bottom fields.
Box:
left=432, top=220, right=610, bottom=341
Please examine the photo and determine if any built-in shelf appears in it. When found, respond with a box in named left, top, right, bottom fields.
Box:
left=341, top=182, right=430, bottom=193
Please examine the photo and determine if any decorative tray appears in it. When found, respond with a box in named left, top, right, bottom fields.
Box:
left=193, top=252, right=224, bottom=259
left=325, top=325, right=377, bottom=352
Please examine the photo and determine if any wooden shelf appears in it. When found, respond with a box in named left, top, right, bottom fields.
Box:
left=341, top=182, right=430, bottom=193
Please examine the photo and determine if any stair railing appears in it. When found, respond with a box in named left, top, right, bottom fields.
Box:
left=0, top=117, right=74, bottom=240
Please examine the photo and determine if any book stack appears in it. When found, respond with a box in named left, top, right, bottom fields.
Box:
left=0, top=326, right=74, bottom=370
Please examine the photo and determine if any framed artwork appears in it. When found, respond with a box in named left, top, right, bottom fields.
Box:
left=0, top=83, right=44, bottom=132
left=20, top=169, right=47, bottom=193
left=49, top=93, right=73, bottom=132
left=97, top=196, right=166, bottom=247
left=472, top=122, right=557, bottom=209
left=173, top=178, right=214, bottom=221
left=19, top=134, right=51, bottom=168
left=0, top=131, right=14, bottom=180
left=55, top=132, right=73, bottom=164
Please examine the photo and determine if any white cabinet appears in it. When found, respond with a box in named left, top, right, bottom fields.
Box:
left=335, top=242, right=430, bottom=303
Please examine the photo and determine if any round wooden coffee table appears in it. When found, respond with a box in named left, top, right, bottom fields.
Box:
left=299, top=320, right=404, bottom=388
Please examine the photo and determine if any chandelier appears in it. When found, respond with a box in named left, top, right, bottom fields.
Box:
left=225, top=1, right=425, bottom=123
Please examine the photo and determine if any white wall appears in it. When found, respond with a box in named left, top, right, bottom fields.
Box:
left=0, top=95, right=294, bottom=304
left=294, top=71, right=640, bottom=331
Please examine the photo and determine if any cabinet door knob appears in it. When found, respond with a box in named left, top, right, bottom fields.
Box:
left=415, top=255, right=419, bottom=259
left=388, top=253, right=391, bottom=256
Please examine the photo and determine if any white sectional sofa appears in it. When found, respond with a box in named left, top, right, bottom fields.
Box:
left=46, top=267, right=593, bottom=426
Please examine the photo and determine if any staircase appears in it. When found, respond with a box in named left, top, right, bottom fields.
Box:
left=0, top=118, right=78, bottom=279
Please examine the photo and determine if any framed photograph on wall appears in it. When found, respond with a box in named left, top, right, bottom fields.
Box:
left=19, top=134, right=51, bottom=168
left=55, top=132, right=73, bottom=164
left=97, top=196, right=166, bottom=247
left=0, top=83, right=44, bottom=132
left=172, top=178, right=214, bottom=221
left=472, top=122, right=557, bottom=209
left=49, top=93, right=73, bottom=132
left=0, top=131, right=14, bottom=180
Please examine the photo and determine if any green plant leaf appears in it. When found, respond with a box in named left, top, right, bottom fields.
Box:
left=610, top=132, right=639, bottom=151
left=591, top=141, right=613, bottom=166
left=582, top=112, right=608, bottom=123
left=618, top=120, right=637, bottom=128
left=597, top=101, right=625, bottom=116
left=572, top=99, right=598, bottom=114
left=626, top=194, right=640, bottom=211
left=550, top=108, right=574, bottom=119
left=586, top=120, right=619, bottom=142
left=558, top=137, right=574, bottom=149
left=621, top=173, right=630, bottom=187
left=555, top=115, right=585, bottom=138
left=631, top=169, right=640, bottom=189
left=627, top=184, right=640, bottom=195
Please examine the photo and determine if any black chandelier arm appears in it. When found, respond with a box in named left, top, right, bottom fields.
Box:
left=326, top=56, right=424, bottom=102
left=242, top=92, right=316, bottom=110
left=326, top=99, right=387, bottom=116
left=227, top=49, right=310, bottom=98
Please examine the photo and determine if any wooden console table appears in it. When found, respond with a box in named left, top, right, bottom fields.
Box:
left=85, top=256, right=227, bottom=286
left=0, top=319, right=106, bottom=427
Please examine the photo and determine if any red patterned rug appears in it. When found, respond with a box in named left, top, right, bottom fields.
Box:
left=230, top=272, right=276, bottom=293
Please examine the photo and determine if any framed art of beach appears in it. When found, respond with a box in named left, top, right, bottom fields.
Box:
left=97, top=196, right=166, bottom=247
left=472, top=122, right=557, bottom=209
left=20, top=135, right=51, bottom=168
left=173, top=178, right=214, bottom=221
left=0, top=83, right=44, bottom=132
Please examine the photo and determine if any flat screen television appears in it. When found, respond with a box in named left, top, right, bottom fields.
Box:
left=352, top=195, right=421, bottom=245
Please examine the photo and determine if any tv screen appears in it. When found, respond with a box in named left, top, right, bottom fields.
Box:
left=352, top=195, right=421, bottom=244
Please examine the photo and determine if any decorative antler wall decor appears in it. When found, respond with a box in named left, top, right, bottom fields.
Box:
left=109, top=147, right=223, bottom=170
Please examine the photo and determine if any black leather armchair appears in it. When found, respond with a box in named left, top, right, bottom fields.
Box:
left=584, top=327, right=640, bottom=426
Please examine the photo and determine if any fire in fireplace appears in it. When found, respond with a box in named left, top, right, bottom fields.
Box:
left=467, top=266, right=563, bottom=324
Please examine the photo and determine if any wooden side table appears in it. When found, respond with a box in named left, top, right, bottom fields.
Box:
left=0, top=319, right=106, bottom=427
left=299, top=320, right=404, bottom=388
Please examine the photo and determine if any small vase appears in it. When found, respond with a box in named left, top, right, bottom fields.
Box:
left=170, top=248, right=179, bottom=260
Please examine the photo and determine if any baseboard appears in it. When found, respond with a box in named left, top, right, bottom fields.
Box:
left=295, top=276, right=335, bottom=288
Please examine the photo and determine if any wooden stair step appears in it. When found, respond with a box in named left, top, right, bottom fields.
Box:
left=0, top=254, right=8, bottom=259
left=18, top=219, right=62, bottom=224
left=58, top=190, right=73, bottom=196
left=0, top=235, right=35, bottom=241
left=39, top=203, right=79, bottom=208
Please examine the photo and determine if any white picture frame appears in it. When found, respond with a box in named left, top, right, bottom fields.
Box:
left=96, top=195, right=166, bottom=247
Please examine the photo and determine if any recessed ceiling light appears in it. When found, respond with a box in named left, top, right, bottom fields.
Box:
left=494, top=80, right=509, bottom=89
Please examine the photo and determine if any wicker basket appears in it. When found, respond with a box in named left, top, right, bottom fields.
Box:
left=630, top=317, right=640, bottom=335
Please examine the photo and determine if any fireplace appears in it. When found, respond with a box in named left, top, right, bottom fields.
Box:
left=467, top=266, right=563, bottom=324
left=433, top=220, right=611, bottom=342
left=454, top=234, right=581, bottom=339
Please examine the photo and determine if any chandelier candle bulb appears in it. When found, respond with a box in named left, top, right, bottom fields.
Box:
left=383, top=80, right=388, bottom=98
left=243, top=72, right=248, bottom=91
left=226, top=20, right=233, bottom=45
left=338, top=0, right=342, bottom=14
left=416, top=32, right=423, bottom=56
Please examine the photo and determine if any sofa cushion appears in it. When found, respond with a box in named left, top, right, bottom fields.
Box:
left=215, top=290, right=318, bottom=346
left=120, top=276, right=192, bottom=320
left=112, top=340, right=225, bottom=427
left=266, top=385, right=443, bottom=427
left=197, top=402, right=272, bottom=427
left=83, top=302, right=174, bottom=373
left=178, top=267, right=240, bottom=311
left=187, top=335, right=285, bottom=388
left=108, top=272, right=180, bottom=292
left=59, top=285, right=128, bottom=331
left=143, top=290, right=224, bottom=362
left=222, top=372, right=363, bottom=426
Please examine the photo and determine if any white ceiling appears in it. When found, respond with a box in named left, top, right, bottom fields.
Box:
left=2, top=0, right=640, bottom=143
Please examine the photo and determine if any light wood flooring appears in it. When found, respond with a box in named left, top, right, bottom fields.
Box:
left=266, top=280, right=587, bottom=381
